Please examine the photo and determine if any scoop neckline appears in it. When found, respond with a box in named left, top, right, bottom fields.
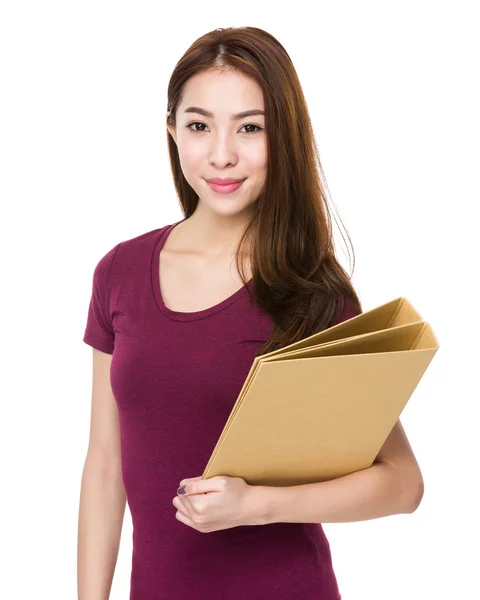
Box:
left=151, top=220, right=254, bottom=322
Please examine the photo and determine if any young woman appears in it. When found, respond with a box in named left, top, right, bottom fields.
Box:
left=78, top=26, right=424, bottom=600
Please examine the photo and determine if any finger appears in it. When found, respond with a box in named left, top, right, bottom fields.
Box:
left=172, top=496, right=190, bottom=518
left=174, top=509, right=198, bottom=530
left=179, top=476, right=202, bottom=486
left=181, top=476, right=224, bottom=495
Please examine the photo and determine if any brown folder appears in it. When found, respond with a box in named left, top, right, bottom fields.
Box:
left=202, top=297, right=439, bottom=486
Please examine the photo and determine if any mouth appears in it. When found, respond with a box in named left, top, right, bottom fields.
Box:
left=205, top=179, right=246, bottom=194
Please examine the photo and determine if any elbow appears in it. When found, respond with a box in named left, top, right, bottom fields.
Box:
left=406, top=478, right=424, bottom=513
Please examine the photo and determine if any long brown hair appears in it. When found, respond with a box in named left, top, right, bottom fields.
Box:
left=165, top=26, right=362, bottom=357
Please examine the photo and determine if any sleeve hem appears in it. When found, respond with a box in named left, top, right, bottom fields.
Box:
left=83, top=329, right=114, bottom=354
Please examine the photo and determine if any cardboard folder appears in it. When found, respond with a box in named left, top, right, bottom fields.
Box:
left=202, top=297, right=439, bottom=487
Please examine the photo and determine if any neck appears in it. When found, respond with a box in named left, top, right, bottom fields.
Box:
left=178, top=202, right=254, bottom=258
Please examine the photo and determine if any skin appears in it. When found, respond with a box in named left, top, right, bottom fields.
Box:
left=166, top=68, right=267, bottom=259
left=168, top=70, right=424, bottom=533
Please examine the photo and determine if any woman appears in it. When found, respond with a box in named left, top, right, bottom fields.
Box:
left=78, top=26, right=424, bottom=600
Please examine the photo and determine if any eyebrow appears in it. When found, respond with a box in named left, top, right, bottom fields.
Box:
left=184, top=106, right=265, bottom=121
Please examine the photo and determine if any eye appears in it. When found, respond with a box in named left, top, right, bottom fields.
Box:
left=186, top=122, right=209, bottom=133
left=185, top=122, right=264, bottom=134
left=240, top=124, right=264, bottom=134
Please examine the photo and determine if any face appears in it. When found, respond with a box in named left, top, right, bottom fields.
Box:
left=167, top=69, right=267, bottom=218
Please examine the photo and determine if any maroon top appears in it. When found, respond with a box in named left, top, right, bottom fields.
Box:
left=83, top=220, right=359, bottom=600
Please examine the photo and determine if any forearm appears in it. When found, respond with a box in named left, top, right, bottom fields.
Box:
left=77, top=462, right=127, bottom=600
left=251, top=462, right=423, bottom=525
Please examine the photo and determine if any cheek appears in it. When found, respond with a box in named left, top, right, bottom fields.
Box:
left=178, top=138, right=204, bottom=168
left=247, top=142, right=267, bottom=170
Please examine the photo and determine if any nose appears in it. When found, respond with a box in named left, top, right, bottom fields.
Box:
left=208, top=131, right=238, bottom=168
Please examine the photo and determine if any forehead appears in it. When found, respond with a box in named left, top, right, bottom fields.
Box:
left=179, top=70, right=264, bottom=114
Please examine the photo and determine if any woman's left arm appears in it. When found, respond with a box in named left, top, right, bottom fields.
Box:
left=249, top=418, right=424, bottom=525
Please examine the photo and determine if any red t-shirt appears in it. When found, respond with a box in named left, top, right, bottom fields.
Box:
left=83, top=220, right=359, bottom=600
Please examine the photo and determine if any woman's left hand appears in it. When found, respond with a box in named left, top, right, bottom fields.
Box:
left=172, top=475, right=265, bottom=533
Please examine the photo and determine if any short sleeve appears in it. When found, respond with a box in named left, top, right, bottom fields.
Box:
left=83, top=243, right=121, bottom=354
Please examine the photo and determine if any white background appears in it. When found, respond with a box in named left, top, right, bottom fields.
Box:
left=1, top=1, right=478, bottom=598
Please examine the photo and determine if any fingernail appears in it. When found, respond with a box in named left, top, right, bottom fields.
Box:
left=177, top=485, right=186, bottom=495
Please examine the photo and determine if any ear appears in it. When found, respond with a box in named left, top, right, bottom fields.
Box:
left=167, top=111, right=177, bottom=144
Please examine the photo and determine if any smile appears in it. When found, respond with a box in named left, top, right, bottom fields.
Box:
left=205, top=179, right=245, bottom=193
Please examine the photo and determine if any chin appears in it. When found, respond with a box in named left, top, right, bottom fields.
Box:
left=206, top=200, right=254, bottom=217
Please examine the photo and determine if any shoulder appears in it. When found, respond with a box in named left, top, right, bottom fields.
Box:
left=121, top=224, right=171, bottom=247
left=91, top=242, right=121, bottom=286
left=333, top=294, right=362, bottom=326
left=99, top=224, right=172, bottom=267
left=118, top=224, right=171, bottom=254
left=91, top=224, right=171, bottom=285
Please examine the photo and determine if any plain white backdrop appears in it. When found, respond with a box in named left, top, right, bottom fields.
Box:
left=1, top=1, right=478, bottom=598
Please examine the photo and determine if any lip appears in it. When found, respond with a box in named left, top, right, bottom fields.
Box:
left=205, top=178, right=246, bottom=194
left=206, top=177, right=245, bottom=184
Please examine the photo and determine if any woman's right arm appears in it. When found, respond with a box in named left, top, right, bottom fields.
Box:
left=77, top=348, right=127, bottom=600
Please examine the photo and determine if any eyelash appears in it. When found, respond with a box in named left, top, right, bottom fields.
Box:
left=185, top=122, right=264, bottom=134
